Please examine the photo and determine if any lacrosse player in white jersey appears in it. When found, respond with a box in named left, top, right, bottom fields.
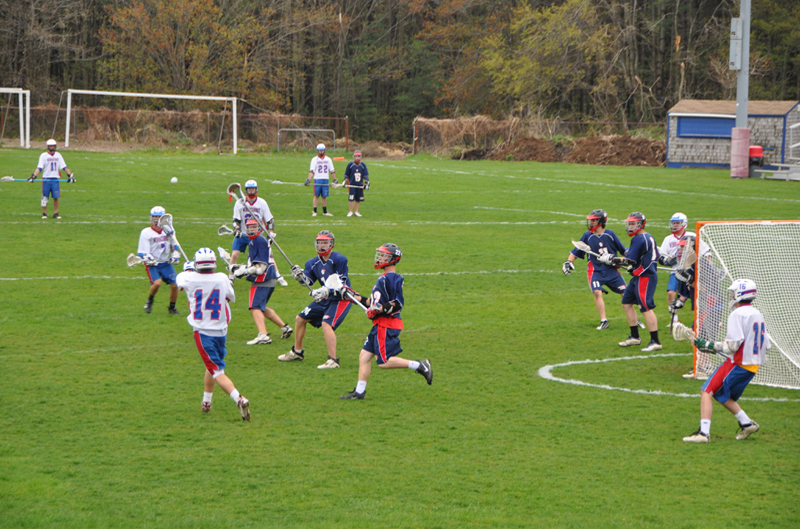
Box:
left=229, top=180, right=287, bottom=286
left=683, top=279, right=768, bottom=443
left=657, top=212, right=692, bottom=307
left=28, top=138, right=75, bottom=219
left=176, top=248, right=250, bottom=420
left=306, top=143, right=336, bottom=217
left=137, top=206, right=182, bottom=314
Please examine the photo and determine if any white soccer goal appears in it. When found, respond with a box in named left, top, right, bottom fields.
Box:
left=0, top=88, right=31, bottom=148
left=64, top=89, right=238, bottom=153
left=694, top=220, right=800, bottom=389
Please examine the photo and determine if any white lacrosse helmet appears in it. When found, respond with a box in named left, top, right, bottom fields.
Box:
left=46, top=138, right=57, bottom=149
left=183, top=261, right=196, bottom=272
left=727, top=278, right=756, bottom=308
left=150, top=206, right=165, bottom=223
left=670, top=212, right=688, bottom=234
left=316, top=143, right=326, bottom=152
left=245, top=179, right=258, bottom=196
left=194, top=248, right=217, bottom=272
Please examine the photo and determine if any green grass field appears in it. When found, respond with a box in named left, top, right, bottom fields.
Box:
left=1, top=148, right=799, bottom=528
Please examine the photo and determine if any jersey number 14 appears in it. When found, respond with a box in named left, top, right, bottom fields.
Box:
left=194, top=289, right=222, bottom=320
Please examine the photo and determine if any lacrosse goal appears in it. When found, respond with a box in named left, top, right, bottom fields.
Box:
left=694, top=220, right=800, bottom=389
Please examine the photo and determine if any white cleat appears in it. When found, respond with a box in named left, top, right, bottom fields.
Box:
left=201, top=401, right=212, bottom=413
left=279, top=347, right=304, bottom=361
left=280, top=324, right=293, bottom=339
left=641, top=341, right=663, bottom=352
left=246, top=333, right=272, bottom=345
left=312, top=211, right=317, bottom=217
left=681, top=369, right=697, bottom=379
left=323, top=212, right=334, bottom=216
left=277, top=276, right=289, bottom=287
left=683, top=430, right=710, bottom=443
left=618, top=336, right=641, bottom=347
left=596, top=320, right=609, bottom=331
left=354, top=212, right=362, bottom=217
left=637, top=320, right=646, bottom=329
left=237, top=396, right=250, bottom=421
left=736, top=421, right=759, bottom=440
left=347, top=212, right=353, bottom=217
left=317, top=357, right=340, bottom=369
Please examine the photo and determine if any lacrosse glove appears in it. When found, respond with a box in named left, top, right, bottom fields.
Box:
left=693, top=338, right=715, bottom=353
left=562, top=261, right=575, bottom=276
left=27, top=173, right=36, bottom=182
left=366, top=304, right=382, bottom=320
left=668, top=299, right=685, bottom=314
left=304, top=178, right=311, bottom=187
left=676, top=268, right=694, bottom=284
left=68, top=173, right=76, bottom=183
left=596, top=254, right=614, bottom=266
left=162, top=224, right=175, bottom=236
left=365, top=180, right=370, bottom=190
left=233, top=223, right=241, bottom=239
left=169, top=250, right=181, bottom=265
left=658, top=254, right=676, bottom=266
left=310, top=286, right=329, bottom=302
left=233, top=265, right=250, bottom=278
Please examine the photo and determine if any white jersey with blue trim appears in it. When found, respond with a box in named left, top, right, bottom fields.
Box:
left=177, top=271, right=235, bottom=334
left=233, top=196, right=272, bottom=224
left=138, top=227, right=173, bottom=262
left=726, top=304, right=769, bottom=366
left=310, top=155, right=335, bottom=183
left=37, top=152, right=68, bottom=179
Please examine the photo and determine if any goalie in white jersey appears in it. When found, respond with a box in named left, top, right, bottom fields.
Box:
left=683, top=279, right=769, bottom=443
left=176, top=247, right=250, bottom=420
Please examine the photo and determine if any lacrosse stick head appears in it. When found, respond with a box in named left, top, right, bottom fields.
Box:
left=126, top=253, right=140, bottom=268
left=1, top=176, right=14, bottom=182
left=217, top=247, right=232, bottom=262
left=677, top=235, right=697, bottom=269
left=571, top=239, right=591, bottom=253
left=672, top=321, right=696, bottom=342
left=157, top=212, right=174, bottom=230
left=323, top=273, right=344, bottom=293
left=218, top=225, right=234, bottom=236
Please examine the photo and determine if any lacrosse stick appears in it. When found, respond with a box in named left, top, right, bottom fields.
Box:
left=269, top=180, right=307, bottom=186
left=323, top=274, right=369, bottom=312
left=678, top=244, right=697, bottom=269
left=672, top=321, right=728, bottom=360
left=216, top=247, right=232, bottom=272
left=571, top=240, right=602, bottom=258
left=227, top=182, right=300, bottom=274
left=331, top=183, right=364, bottom=189
left=218, top=224, right=235, bottom=236
left=157, top=213, right=189, bottom=262
left=2, top=176, right=69, bottom=183
left=127, top=253, right=156, bottom=268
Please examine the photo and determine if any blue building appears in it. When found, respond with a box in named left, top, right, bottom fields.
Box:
left=666, top=100, right=800, bottom=169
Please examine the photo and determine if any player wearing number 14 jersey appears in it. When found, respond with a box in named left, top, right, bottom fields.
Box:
left=176, top=247, right=250, bottom=421
left=562, top=209, right=631, bottom=331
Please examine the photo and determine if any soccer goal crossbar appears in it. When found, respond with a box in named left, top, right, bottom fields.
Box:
left=0, top=88, right=31, bottom=148
left=64, top=89, right=238, bottom=153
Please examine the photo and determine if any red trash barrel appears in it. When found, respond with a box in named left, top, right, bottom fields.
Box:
left=749, top=145, right=764, bottom=178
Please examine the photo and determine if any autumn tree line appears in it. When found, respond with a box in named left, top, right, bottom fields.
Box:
left=1, top=0, right=798, bottom=142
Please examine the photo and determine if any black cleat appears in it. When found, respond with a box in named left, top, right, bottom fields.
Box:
left=340, top=389, right=365, bottom=400
left=144, top=299, right=153, bottom=314
left=168, top=307, right=181, bottom=315
left=416, top=359, right=433, bottom=385
left=53, top=213, right=61, bottom=219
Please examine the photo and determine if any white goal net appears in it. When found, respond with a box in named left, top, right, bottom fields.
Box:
left=694, top=220, right=800, bottom=390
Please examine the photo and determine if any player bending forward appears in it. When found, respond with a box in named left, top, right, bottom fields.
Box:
left=683, top=279, right=767, bottom=443
left=281, top=230, right=352, bottom=368
left=177, top=248, right=250, bottom=420
left=340, top=243, right=432, bottom=400
left=231, top=214, right=293, bottom=345
left=563, top=209, right=642, bottom=331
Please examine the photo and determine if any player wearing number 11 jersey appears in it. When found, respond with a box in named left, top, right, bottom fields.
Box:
left=562, top=209, right=630, bottom=331
left=176, top=247, right=250, bottom=421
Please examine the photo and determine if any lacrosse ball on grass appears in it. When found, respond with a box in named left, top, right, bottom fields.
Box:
left=170, top=177, right=178, bottom=184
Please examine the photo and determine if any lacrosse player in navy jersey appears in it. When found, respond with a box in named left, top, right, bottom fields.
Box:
left=281, top=230, right=353, bottom=369
left=613, top=212, right=661, bottom=351
left=563, top=209, right=642, bottom=331
left=683, top=279, right=767, bottom=443
left=231, top=214, right=293, bottom=346
left=137, top=206, right=182, bottom=315
left=176, top=248, right=250, bottom=420
left=340, top=243, right=432, bottom=400
left=343, top=150, right=369, bottom=217
left=229, top=180, right=287, bottom=286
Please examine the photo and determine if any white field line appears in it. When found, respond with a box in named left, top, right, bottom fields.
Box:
left=538, top=353, right=800, bottom=402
